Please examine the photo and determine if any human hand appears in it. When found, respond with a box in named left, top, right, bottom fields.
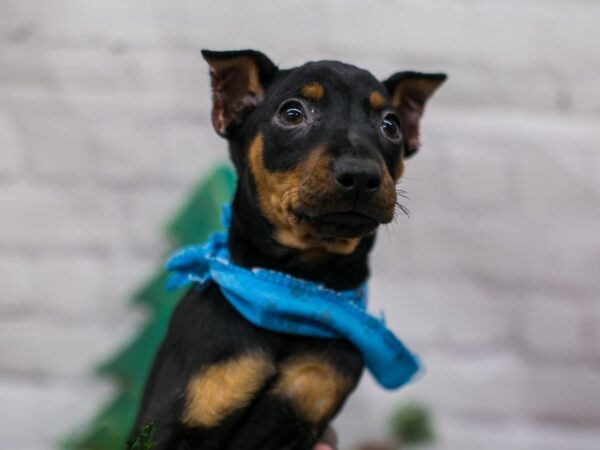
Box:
left=313, top=427, right=338, bottom=450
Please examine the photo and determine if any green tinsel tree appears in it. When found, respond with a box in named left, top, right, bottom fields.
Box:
left=63, top=165, right=236, bottom=450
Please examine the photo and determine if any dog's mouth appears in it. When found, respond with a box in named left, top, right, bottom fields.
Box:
left=292, top=210, right=379, bottom=239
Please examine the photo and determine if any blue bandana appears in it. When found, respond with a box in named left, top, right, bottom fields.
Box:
left=165, top=206, right=421, bottom=390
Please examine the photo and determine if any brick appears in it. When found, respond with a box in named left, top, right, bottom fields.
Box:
left=373, top=214, right=519, bottom=289
left=522, top=220, right=600, bottom=294
left=373, top=109, right=600, bottom=293
left=400, top=352, right=600, bottom=425
left=0, top=45, right=58, bottom=91
left=382, top=213, right=599, bottom=296
left=0, top=315, right=139, bottom=378
left=104, top=251, right=166, bottom=310
left=368, top=276, right=441, bottom=345
left=331, top=378, right=388, bottom=446
left=425, top=110, right=600, bottom=219
left=523, top=364, right=600, bottom=424
left=92, top=125, right=168, bottom=183
left=0, top=45, right=210, bottom=108
left=0, top=257, right=30, bottom=310
left=0, top=185, right=122, bottom=250
left=518, top=296, right=588, bottom=359
left=0, top=253, right=150, bottom=320
left=436, top=133, right=513, bottom=213
left=20, top=115, right=96, bottom=180
left=336, top=357, right=600, bottom=449
left=0, top=377, right=112, bottom=450
left=426, top=67, right=564, bottom=114
left=95, top=122, right=227, bottom=185
left=571, top=78, right=600, bottom=116
left=0, top=109, right=21, bottom=177
left=585, top=304, right=600, bottom=360
left=336, top=353, right=528, bottom=439
left=163, top=122, right=229, bottom=181
left=406, top=352, right=526, bottom=418
left=123, top=188, right=183, bottom=252
left=0, top=0, right=326, bottom=53
left=436, top=415, right=600, bottom=450
left=25, top=255, right=119, bottom=320
left=370, top=276, right=515, bottom=347
left=322, top=0, right=600, bottom=75
left=0, top=85, right=206, bottom=139
left=3, top=2, right=600, bottom=117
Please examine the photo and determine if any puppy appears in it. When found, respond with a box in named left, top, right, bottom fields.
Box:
left=131, top=49, right=445, bottom=450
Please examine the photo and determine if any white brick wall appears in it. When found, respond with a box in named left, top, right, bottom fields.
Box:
left=0, top=1, right=598, bottom=449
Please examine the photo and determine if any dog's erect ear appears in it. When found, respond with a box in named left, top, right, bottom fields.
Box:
left=383, top=72, right=446, bottom=158
left=201, top=49, right=278, bottom=137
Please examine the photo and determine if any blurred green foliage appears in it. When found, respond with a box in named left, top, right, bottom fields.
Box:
left=388, top=403, right=434, bottom=446
left=62, top=165, right=236, bottom=450
left=125, top=422, right=155, bottom=450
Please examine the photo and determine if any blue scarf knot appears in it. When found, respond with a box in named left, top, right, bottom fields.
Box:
left=166, top=206, right=421, bottom=389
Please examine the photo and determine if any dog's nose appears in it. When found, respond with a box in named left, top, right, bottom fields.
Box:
left=333, top=157, right=382, bottom=198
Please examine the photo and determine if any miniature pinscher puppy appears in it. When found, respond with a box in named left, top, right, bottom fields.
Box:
left=131, top=49, right=445, bottom=450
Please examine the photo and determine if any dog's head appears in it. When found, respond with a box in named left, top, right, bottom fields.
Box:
left=202, top=49, right=445, bottom=255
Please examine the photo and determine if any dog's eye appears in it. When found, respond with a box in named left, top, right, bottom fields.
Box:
left=279, top=101, right=305, bottom=125
left=381, top=114, right=401, bottom=141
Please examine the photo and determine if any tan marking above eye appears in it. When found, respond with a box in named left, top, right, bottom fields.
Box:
left=272, top=355, right=354, bottom=423
left=301, top=82, right=325, bottom=101
left=369, top=91, right=386, bottom=110
left=183, top=352, right=275, bottom=428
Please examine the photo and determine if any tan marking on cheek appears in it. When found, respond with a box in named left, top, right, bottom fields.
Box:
left=374, top=167, right=398, bottom=223
left=249, top=137, right=364, bottom=255
left=301, top=82, right=324, bottom=101
left=369, top=91, right=386, bottom=110
left=248, top=133, right=304, bottom=229
left=272, top=355, right=354, bottom=423
left=183, top=352, right=275, bottom=428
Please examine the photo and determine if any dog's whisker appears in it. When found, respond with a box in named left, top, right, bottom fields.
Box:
left=395, top=188, right=410, bottom=199
left=394, top=201, right=410, bottom=218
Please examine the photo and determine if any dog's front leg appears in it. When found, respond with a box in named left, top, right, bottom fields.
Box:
left=131, top=285, right=280, bottom=450
left=181, top=351, right=276, bottom=430
left=223, top=341, right=363, bottom=450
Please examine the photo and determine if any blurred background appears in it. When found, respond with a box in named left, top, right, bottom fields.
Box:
left=1, top=1, right=599, bottom=449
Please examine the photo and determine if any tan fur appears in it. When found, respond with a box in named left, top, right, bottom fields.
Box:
left=378, top=164, right=398, bottom=217
left=301, top=82, right=325, bottom=101
left=183, top=352, right=275, bottom=428
left=369, top=91, right=386, bottom=110
left=272, top=355, right=353, bottom=423
left=248, top=133, right=361, bottom=254
left=395, top=158, right=405, bottom=181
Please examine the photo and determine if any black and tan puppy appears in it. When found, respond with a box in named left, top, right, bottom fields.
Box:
left=131, top=49, right=445, bottom=450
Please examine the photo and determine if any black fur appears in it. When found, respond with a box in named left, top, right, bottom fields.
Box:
left=131, top=49, right=446, bottom=450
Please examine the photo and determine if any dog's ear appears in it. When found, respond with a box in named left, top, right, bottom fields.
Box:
left=383, top=72, right=446, bottom=158
left=201, top=49, right=278, bottom=137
